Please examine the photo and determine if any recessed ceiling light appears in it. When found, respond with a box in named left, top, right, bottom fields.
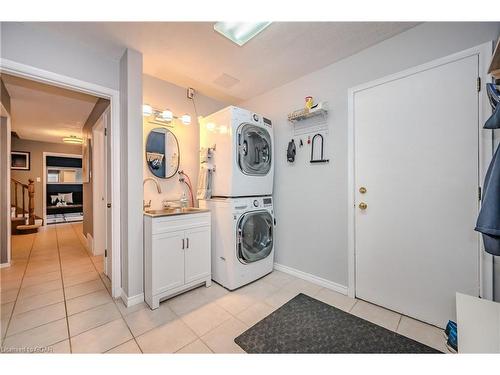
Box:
left=214, top=22, right=271, bottom=46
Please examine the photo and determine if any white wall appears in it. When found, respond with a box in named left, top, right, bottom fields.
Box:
left=0, top=22, right=119, bottom=90
left=143, top=75, right=226, bottom=209
left=120, top=49, right=144, bottom=300
left=241, top=22, right=500, bottom=290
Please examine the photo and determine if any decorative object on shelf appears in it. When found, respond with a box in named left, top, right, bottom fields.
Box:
left=310, top=133, right=329, bottom=164
left=287, top=139, right=296, bottom=163
left=11, top=151, right=30, bottom=170
left=142, top=104, right=191, bottom=126
left=288, top=101, right=328, bottom=123
left=305, top=96, right=314, bottom=109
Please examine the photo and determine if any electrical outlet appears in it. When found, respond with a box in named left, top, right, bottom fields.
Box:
left=187, top=87, right=195, bottom=99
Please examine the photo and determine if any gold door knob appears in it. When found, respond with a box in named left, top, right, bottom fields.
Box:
left=359, top=187, right=367, bottom=194
left=359, top=202, right=368, bottom=210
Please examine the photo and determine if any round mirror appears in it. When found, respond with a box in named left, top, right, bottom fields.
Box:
left=145, top=128, right=180, bottom=179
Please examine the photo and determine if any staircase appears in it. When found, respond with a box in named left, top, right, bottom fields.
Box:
left=11, top=178, right=43, bottom=234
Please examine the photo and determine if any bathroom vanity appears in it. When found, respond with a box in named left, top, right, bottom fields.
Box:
left=143, top=208, right=211, bottom=309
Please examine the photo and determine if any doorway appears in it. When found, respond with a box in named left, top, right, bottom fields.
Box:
left=348, top=44, right=492, bottom=328
left=91, top=108, right=112, bottom=278
left=0, top=60, right=121, bottom=298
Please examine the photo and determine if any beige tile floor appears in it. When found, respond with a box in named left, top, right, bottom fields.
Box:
left=1, top=223, right=450, bottom=354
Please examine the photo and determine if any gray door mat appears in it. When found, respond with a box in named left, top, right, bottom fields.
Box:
left=234, top=293, right=441, bottom=353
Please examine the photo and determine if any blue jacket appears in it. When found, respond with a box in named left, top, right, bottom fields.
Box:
left=475, top=143, right=500, bottom=256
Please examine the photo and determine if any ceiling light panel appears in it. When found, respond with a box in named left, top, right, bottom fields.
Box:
left=214, top=22, right=271, bottom=46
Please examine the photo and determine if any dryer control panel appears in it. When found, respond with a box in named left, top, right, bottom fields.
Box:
left=263, top=197, right=272, bottom=207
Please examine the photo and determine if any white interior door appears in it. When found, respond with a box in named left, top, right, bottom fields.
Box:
left=104, top=110, right=112, bottom=278
left=353, top=54, right=480, bottom=328
left=92, top=116, right=106, bottom=257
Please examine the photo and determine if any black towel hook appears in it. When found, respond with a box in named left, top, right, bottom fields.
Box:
left=310, top=133, right=329, bottom=163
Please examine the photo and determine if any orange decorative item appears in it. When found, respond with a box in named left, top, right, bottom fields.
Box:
left=305, top=96, right=314, bottom=109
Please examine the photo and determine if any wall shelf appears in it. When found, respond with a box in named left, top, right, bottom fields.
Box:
left=288, top=101, right=328, bottom=123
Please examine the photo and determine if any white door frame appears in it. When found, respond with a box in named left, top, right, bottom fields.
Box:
left=42, top=151, right=83, bottom=227
left=347, top=42, right=494, bottom=300
left=0, top=58, right=122, bottom=299
left=1, top=104, right=11, bottom=268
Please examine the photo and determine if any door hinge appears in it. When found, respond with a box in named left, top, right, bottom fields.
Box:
left=478, top=186, right=482, bottom=201
left=477, top=77, right=481, bottom=92
left=104, top=127, right=107, bottom=136
left=105, top=249, right=107, bottom=257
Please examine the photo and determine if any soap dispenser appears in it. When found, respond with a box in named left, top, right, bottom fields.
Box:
left=180, top=192, right=189, bottom=208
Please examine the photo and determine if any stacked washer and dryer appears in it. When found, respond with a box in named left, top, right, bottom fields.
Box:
left=199, top=106, right=275, bottom=290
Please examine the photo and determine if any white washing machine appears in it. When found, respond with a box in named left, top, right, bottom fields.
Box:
left=199, top=106, right=274, bottom=197
left=199, top=196, right=274, bottom=290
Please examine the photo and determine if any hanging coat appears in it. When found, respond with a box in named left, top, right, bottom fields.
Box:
left=475, top=143, right=500, bottom=256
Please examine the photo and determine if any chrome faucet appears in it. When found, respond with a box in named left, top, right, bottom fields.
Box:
left=143, top=177, right=162, bottom=193
left=143, top=178, right=162, bottom=210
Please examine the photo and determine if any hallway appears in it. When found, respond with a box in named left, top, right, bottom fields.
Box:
left=1, top=223, right=111, bottom=353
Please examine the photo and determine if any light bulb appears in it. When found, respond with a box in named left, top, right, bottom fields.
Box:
left=181, top=114, right=191, bottom=125
left=161, top=110, right=173, bottom=121
left=142, top=104, right=153, bottom=116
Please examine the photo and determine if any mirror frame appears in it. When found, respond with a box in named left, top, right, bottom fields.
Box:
left=145, top=127, right=180, bottom=179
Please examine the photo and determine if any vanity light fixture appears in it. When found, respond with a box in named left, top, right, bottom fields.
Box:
left=62, top=135, right=83, bottom=144
left=161, top=110, right=173, bottom=122
left=143, top=104, right=191, bottom=126
left=142, top=104, right=153, bottom=116
left=214, top=22, right=271, bottom=46
left=181, top=114, right=191, bottom=125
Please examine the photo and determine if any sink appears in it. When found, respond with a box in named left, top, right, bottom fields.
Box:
left=144, top=207, right=209, bottom=217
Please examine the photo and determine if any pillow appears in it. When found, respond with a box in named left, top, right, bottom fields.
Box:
left=58, top=193, right=73, bottom=204
left=50, top=195, right=59, bottom=204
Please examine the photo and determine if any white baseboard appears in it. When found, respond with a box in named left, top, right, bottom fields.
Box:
left=273, top=262, right=348, bottom=295
left=120, top=289, right=144, bottom=307
left=0, top=262, right=11, bottom=268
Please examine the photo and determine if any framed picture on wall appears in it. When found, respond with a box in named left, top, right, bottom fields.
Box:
left=11, top=151, right=30, bottom=170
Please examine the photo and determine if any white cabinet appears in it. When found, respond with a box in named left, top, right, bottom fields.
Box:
left=144, top=212, right=211, bottom=309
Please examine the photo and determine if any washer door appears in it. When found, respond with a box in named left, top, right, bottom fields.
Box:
left=237, top=124, right=272, bottom=176
left=237, top=211, right=273, bottom=263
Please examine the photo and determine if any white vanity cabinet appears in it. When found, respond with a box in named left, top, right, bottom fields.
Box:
left=144, top=211, right=211, bottom=309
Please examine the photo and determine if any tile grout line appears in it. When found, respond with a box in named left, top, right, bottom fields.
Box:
left=68, top=223, right=111, bottom=296
left=395, top=314, right=403, bottom=332
left=67, top=222, right=138, bottom=353
left=54, top=223, right=74, bottom=353
left=1, top=232, right=36, bottom=345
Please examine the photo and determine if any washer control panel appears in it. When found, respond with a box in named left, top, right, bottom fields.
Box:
left=253, top=199, right=259, bottom=207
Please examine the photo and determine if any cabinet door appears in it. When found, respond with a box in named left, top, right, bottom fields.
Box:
left=184, top=226, right=211, bottom=284
left=152, top=230, right=185, bottom=294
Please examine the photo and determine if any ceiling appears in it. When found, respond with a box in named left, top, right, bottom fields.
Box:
left=32, top=22, right=420, bottom=103
left=2, top=74, right=98, bottom=144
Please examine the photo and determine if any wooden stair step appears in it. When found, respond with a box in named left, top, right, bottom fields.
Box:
left=11, top=217, right=26, bottom=222
left=16, top=224, right=42, bottom=231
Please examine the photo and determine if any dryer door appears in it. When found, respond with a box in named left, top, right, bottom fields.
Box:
left=237, top=124, right=272, bottom=176
left=237, top=210, right=273, bottom=263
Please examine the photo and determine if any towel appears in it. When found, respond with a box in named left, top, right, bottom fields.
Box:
left=475, top=143, right=500, bottom=256
left=197, top=147, right=214, bottom=200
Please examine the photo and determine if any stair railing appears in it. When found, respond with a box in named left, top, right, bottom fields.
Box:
left=11, top=178, right=36, bottom=225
